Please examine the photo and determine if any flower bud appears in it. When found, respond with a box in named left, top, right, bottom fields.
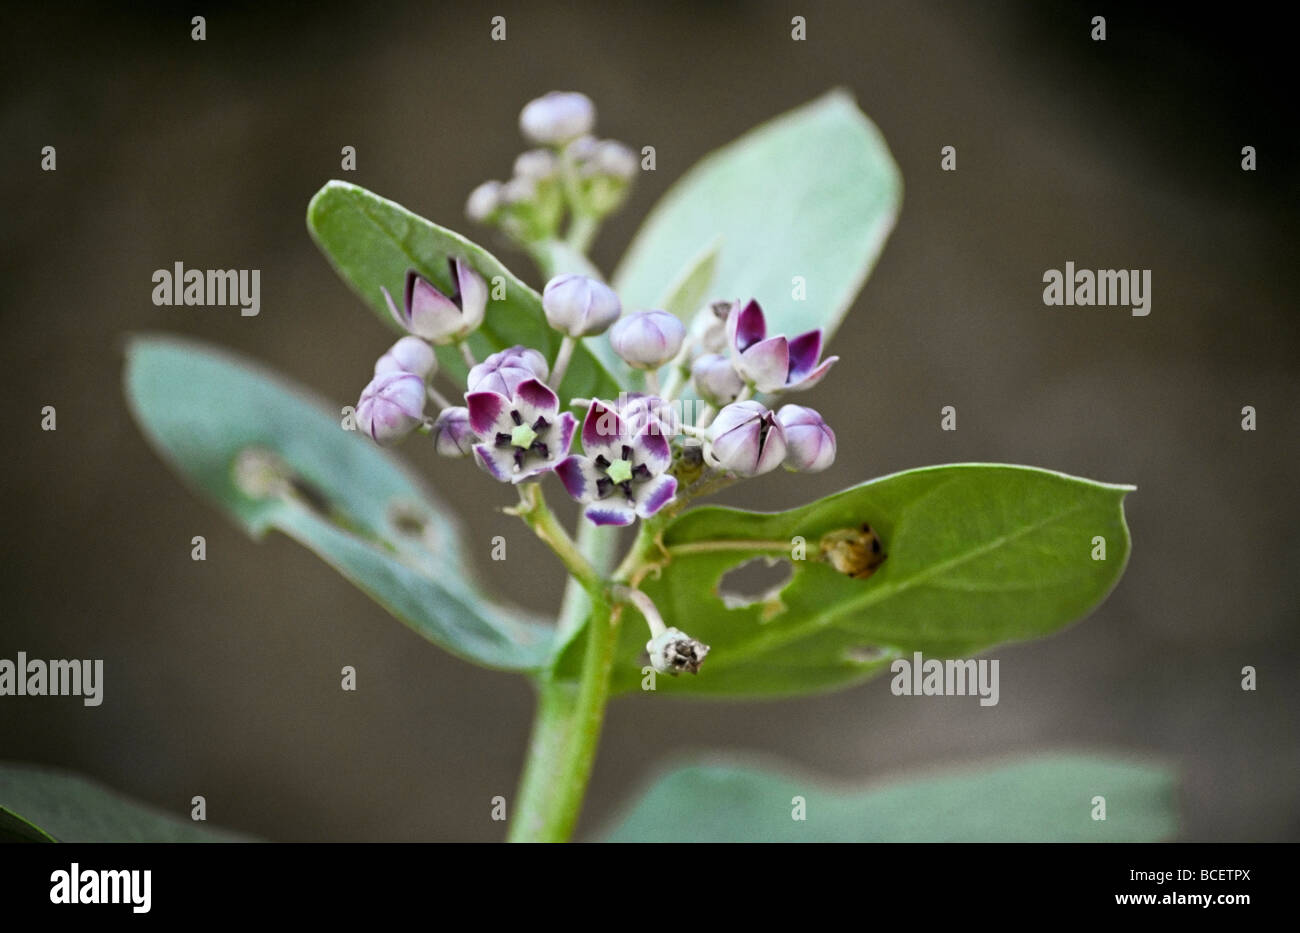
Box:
left=609, top=310, right=686, bottom=370
left=646, top=627, right=710, bottom=675
left=690, top=353, right=744, bottom=407
left=542, top=274, right=622, bottom=337
left=356, top=371, right=426, bottom=446
left=513, top=148, right=559, bottom=180
left=465, top=180, right=502, bottom=223
left=593, top=140, right=638, bottom=180
left=689, top=301, right=733, bottom=357
left=519, top=91, right=595, bottom=145
left=467, top=346, right=550, bottom=397
left=431, top=406, right=474, bottom=458
left=776, top=404, right=836, bottom=472
left=706, top=400, right=787, bottom=476
left=382, top=261, right=487, bottom=345
left=374, top=336, right=437, bottom=380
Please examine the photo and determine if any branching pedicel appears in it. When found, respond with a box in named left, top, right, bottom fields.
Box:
left=353, top=91, right=838, bottom=677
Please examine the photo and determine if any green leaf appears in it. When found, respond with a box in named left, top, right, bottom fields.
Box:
left=306, top=180, right=624, bottom=400
left=614, top=89, right=902, bottom=343
left=0, top=806, right=58, bottom=842
left=123, top=335, right=552, bottom=671
left=656, top=237, right=721, bottom=322
left=0, top=762, right=253, bottom=842
left=594, top=464, right=1133, bottom=695
left=600, top=754, right=1177, bottom=842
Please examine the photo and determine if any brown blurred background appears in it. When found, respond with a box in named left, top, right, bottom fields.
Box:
left=2, top=1, right=1297, bottom=841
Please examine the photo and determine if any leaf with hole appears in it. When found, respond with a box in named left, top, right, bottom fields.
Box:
left=600, top=754, right=1176, bottom=842
left=574, top=464, right=1133, bottom=695
left=123, top=335, right=552, bottom=671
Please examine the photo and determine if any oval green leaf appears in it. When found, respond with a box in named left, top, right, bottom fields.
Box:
left=613, top=89, right=902, bottom=343
left=124, top=335, right=552, bottom=671
left=600, top=754, right=1176, bottom=842
left=602, top=464, right=1133, bottom=696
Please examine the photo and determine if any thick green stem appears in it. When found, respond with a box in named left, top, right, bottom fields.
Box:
left=508, top=507, right=622, bottom=842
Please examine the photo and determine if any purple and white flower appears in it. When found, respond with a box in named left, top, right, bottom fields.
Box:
left=382, top=260, right=487, bottom=345
left=467, top=345, right=550, bottom=397
left=466, top=379, right=575, bottom=483
left=776, top=404, right=836, bottom=472
left=725, top=299, right=837, bottom=393
left=356, top=371, right=426, bottom=447
left=556, top=401, right=678, bottom=526
left=706, top=400, right=787, bottom=476
left=374, top=336, right=437, bottom=380
left=609, top=310, right=685, bottom=370
left=542, top=274, right=622, bottom=337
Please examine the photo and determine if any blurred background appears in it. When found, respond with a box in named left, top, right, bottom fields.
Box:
left=2, top=1, right=1296, bottom=841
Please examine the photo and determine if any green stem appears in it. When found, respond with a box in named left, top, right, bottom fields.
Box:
left=508, top=498, right=623, bottom=842
left=566, top=213, right=599, bottom=254
left=510, top=484, right=602, bottom=594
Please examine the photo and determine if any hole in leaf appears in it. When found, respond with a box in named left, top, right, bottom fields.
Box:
left=717, top=557, right=793, bottom=614
left=844, top=645, right=899, bottom=665
left=388, top=502, right=429, bottom=537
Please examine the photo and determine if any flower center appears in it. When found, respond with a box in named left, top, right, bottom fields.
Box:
left=511, top=423, right=538, bottom=449
left=605, top=457, right=634, bottom=485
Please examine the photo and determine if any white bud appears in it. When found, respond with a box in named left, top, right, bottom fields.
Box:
left=466, top=181, right=503, bottom=222
left=519, top=91, right=595, bottom=145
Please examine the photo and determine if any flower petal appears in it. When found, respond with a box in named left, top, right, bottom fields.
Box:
left=738, top=336, right=790, bottom=393
left=633, top=474, right=677, bottom=518
left=556, top=455, right=600, bottom=502
left=407, top=272, right=463, bottom=340
left=585, top=501, right=637, bottom=526
left=466, top=390, right=512, bottom=436
left=785, top=355, right=838, bottom=392
left=581, top=400, right=626, bottom=456
left=631, top=429, right=672, bottom=476
left=786, top=330, right=823, bottom=384
left=381, top=285, right=409, bottom=331
left=513, top=378, right=560, bottom=422
left=451, top=257, right=488, bottom=329
left=754, top=417, right=788, bottom=474
left=472, top=442, right=515, bottom=482
left=726, top=299, right=766, bottom=354
left=554, top=410, right=577, bottom=453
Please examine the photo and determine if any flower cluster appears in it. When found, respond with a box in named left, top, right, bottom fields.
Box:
left=465, top=91, right=638, bottom=250
left=348, top=93, right=845, bottom=676
left=354, top=267, right=838, bottom=502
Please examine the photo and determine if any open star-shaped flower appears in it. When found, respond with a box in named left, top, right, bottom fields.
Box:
left=466, top=378, right=575, bottom=483
left=725, top=298, right=837, bottom=393
left=556, top=401, right=678, bottom=526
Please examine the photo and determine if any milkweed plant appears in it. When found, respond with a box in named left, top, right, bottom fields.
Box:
left=107, top=90, right=1165, bottom=843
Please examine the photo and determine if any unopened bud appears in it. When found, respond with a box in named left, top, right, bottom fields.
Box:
left=609, top=310, right=685, bottom=370
left=542, top=274, right=622, bottom=337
